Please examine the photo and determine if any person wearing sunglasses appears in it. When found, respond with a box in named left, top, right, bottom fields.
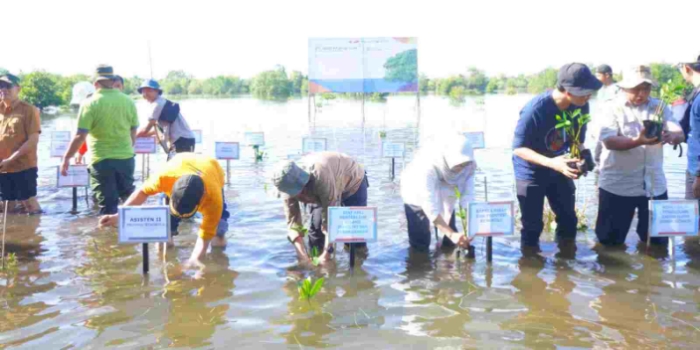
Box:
left=0, top=73, right=42, bottom=215
left=99, top=153, right=230, bottom=266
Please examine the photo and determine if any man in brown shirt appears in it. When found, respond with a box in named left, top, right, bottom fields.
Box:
left=0, top=74, right=42, bottom=214
left=272, top=152, right=368, bottom=265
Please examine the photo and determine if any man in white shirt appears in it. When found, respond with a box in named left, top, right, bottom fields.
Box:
left=596, top=65, right=684, bottom=246
left=592, top=64, right=620, bottom=165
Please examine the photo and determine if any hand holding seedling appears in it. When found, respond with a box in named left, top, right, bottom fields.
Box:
left=661, top=130, right=682, bottom=146
left=634, top=127, right=660, bottom=146
left=547, top=155, right=581, bottom=179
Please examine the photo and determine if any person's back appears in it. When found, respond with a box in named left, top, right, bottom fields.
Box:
left=79, top=88, right=138, bottom=164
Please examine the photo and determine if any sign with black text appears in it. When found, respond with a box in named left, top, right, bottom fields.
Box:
left=467, top=201, right=514, bottom=237
left=57, top=165, right=89, bottom=187
left=118, top=206, right=171, bottom=243
left=302, top=137, right=327, bottom=154
left=215, top=142, right=240, bottom=160
left=328, top=207, right=378, bottom=243
left=134, top=137, right=156, bottom=154
left=51, top=131, right=71, bottom=158
left=464, top=131, right=485, bottom=149
left=382, top=141, right=405, bottom=158
left=649, top=200, right=699, bottom=237
left=244, top=132, right=265, bottom=146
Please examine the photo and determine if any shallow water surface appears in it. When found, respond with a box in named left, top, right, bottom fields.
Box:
left=1, top=95, right=700, bottom=349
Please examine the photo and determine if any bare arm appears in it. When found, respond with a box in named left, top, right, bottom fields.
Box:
left=98, top=189, right=150, bottom=228
left=513, top=147, right=581, bottom=180
left=603, top=128, right=658, bottom=151
left=136, top=120, right=157, bottom=137
left=60, top=132, right=88, bottom=175
left=130, top=128, right=137, bottom=146
left=433, top=214, right=471, bottom=248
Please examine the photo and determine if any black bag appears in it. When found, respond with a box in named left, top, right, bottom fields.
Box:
left=159, top=100, right=180, bottom=123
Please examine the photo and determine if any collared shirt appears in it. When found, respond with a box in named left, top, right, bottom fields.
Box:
left=142, top=153, right=225, bottom=240
left=597, top=83, right=620, bottom=103
left=284, top=152, right=365, bottom=241
left=77, top=89, right=139, bottom=164
left=598, top=97, right=676, bottom=197
left=146, top=96, right=194, bottom=146
left=0, top=99, right=41, bottom=173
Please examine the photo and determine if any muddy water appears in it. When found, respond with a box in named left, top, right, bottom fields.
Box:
left=1, top=95, right=699, bottom=349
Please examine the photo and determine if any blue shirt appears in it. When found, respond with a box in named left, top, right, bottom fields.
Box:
left=512, top=91, right=589, bottom=181
left=686, top=92, right=700, bottom=176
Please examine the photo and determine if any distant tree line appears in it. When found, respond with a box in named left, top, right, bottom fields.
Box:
left=0, top=62, right=689, bottom=110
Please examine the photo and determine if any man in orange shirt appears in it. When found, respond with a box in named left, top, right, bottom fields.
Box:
left=0, top=73, right=42, bottom=214
left=99, top=153, right=230, bottom=265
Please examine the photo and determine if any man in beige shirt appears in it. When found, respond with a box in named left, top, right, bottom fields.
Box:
left=272, top=152, right=368, bottom=265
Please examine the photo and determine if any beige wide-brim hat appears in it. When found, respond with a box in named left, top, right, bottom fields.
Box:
left=618, top=65, right=658, bottom=89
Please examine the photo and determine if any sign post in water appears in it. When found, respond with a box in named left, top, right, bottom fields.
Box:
left=649, top=199, right=699, bottom=255
left=382, top=141, right=405, bottom=180
left=328, top=207, right=377, bottom=268
left=118, top=206, right=171, bottom=274
left=215, top=142, right=240, bottom=184
left=57, top=165, right=89, bottom=213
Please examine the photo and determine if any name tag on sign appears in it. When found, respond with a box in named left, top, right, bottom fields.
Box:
left=57, top=165, right=89, bottom=187
left=302, top=137, right=327, bottom=153
left=468, top=201, right=515, bottom=237
left=134, top=137, right=156, bottom=154
left=649, top=200, right=699, bottom=237
left=328, top=207, right=377, bottom=243
left=51, top=131, right=71, bottom=158
left=118, top=206, right=171, bottom=243
left=215, top=142, right=240, bottom=159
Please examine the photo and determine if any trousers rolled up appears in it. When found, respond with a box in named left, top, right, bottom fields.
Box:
left=307, top=174, right=369, bottom=252
left=516, top=174, right=578, bottom=247
left=89, top=157, right=136, bottom=215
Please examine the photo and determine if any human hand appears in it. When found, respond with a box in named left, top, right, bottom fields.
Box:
left=452, top=233, right=472, bottom=249
left=98, top=214, right=119, bottom=228
left=635, top=127, right=660, bottom=146
left=548, top=156, right=581, bottom=180
left=0, top=158, right=12, bottom=172
left=661, top=130, right=682, bottom=146
left=60, top=157, right=71, bottom=176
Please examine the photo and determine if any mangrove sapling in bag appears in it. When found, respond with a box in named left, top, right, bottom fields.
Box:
left=555, top=109, right=594, bottom=174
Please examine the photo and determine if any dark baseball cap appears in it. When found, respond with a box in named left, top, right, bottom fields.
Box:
left=558, top=63, right=603, bottom=97
left=596, top=64, right=613, bottom=75
left=0, top=73, right=20, bottom=87
left=170, top=174, right=205, bottom=218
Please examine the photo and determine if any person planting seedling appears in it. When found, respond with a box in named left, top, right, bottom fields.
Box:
left=400, top=134, right=476, bottom=253
left=595, top=65, right=684, bottom=247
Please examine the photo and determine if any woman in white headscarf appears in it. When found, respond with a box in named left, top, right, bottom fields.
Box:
left=400, top=134, right=476, bottom=252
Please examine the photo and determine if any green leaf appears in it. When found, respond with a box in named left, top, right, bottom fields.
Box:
left=555, top=122, right=567, bottom=129
left=303, top=277, right=311, bottom=292
left=555, top=115, right=562, bottom=122
left=309, top=277, right=324, bottom=297
left=454, top=186, right=461, bottom=200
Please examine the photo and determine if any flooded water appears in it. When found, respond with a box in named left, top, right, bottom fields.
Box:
left=2, top=94, right=700, bottom=349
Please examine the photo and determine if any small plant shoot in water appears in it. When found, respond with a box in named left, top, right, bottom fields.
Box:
left=298, top=276, right=324, bottom=302
left=1, top=252, right=18, bottom=272
left=454, top=186, right=468, bottom=236
left=252, top=145, right=266, bottom=162
left=310, top=246, right=321, bottom=266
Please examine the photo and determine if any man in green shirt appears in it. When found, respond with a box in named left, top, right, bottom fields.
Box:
left=61, top=65, right=139, bottom=214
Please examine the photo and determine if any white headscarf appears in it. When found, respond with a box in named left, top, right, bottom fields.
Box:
left=434, top=134, right=476, bottom=193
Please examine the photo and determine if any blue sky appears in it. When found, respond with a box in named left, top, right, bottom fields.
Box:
left=4, top=0, right=699, bottom=79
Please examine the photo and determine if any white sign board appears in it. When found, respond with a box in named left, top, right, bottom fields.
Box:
left=328, top=207, right=378, bottom=243
left=464, top=132, right=485, bottom=149
left=118, top=206, right=171, bottom=243
left=244, top=132, right=265, bottom=146
left=649, top=200, right=699, bottom=237
left=468, top=201, right=515, bottom=237
left=134, top=137, right=156, bottom=154
left=382, top=141, right=405, bottom=158
left=215, top=142, right=240, bottom=160
left=302, top=137, right=327, bottom=153
left=51, top=131, right=71, bottom=158
left=57, top=165, right=89, bottom=188
left=193, top=130, right=203, bottom=144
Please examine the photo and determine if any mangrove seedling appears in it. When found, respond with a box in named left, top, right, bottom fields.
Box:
left=379, top=131, right=387, bottom=139
left=555, top=109, right=594, bottom=174
left=1, top=252, right=18, bottom=272
left=298, top=276, right=324, bottom=302
left=252, top=145, right=265, bottom=162
left=291, top=224, right=308, bottom=238
left=310, top=246, right=321, bottom=267
left=644, top=80, right=686, bottom=139
left=453, top=187, right=474, bottom=259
